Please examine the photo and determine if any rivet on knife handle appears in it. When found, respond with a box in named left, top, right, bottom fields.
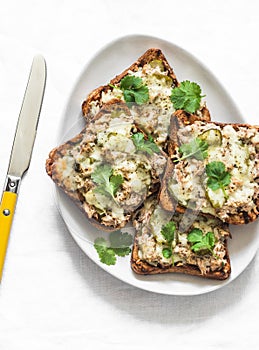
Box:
left=0, top=191, right=18, bottom=280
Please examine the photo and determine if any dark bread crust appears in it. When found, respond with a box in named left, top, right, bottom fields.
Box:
left=160, top=111, right=259, bottom=225
left=46, top=131, right=84, bottom=202
left=131, top=199, right=231, bottom=280
left=82, top=48, right=179, bottom=119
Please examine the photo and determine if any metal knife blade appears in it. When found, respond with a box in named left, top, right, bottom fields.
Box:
left=8, top=55, right=46, bottom=179
left=0, top=55, right=46, bottom=281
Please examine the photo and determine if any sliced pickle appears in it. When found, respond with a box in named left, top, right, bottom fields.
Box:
left=149, top=59, right=164, bottom=71
left=206, top=187, right=225, bottom=208
left=198, top=129, right=222, bottom=146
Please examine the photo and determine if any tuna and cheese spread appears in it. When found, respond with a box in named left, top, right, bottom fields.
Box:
left=169, top=121, right=259, bottom=222
left=135, top=198, right=230, bottom=275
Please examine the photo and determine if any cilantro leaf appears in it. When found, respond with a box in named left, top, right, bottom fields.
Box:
left=191, top=242, right=210, bottom=253
left=98, top=248, right=117, bottom=265
left=206, top=161, right=231, bottom=199
left=187, top=228, right=203, bottom=243
left=94, top=237, right=108, bottom=249
left=132, top=132, right=160, bottom=155
left=94, top=231, right=132, bottom=266
left=120, top=75, right=143, bottom=90
left=91, top=164, right=112, bottom=186
left=113, top=247, right=131, bottom=257
left=91, top=164, right=123, bottom=199
left=109, top=230, right=133, bottom=248
left=161, top=221, right=176, bottom=243
left=175, top=137, right=208, bottom=162
left=187, top=229, right=215, bottom=255
left=94, top=238, right=116, bottom=266
left=162, top=248, right=172, bottom=259
left=170, top=81, right=205, bottom=114
left=110, top=174, right=124, bottom=194
left=205, top=231, right=216, bottom=248
left=120, top=76, right=149, bottom=105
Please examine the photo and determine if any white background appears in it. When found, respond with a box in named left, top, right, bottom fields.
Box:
left=0, top=0, right=259, bottom=349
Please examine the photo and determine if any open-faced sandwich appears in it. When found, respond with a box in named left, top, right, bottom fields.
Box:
left=46, top=102, right=167, bottom=231
left=131, top=196, right=231, bottom=280
left=160, top=110, right=259, bottom=225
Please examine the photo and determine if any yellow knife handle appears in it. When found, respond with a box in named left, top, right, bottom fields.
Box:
left=0, top=191, right=18, bottom=280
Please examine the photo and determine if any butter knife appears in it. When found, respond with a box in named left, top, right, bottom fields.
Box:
left=0, top=55, right=46, bottom=281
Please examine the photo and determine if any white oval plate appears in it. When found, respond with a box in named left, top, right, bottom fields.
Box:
left=56, top=34, right=259, bottom=295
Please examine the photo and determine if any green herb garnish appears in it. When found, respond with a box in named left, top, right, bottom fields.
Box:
left=162, top=248, right=172, bottom=259
left=131, top=132, right=160, bottom=155
left=109, top=230, right=133, bottom=256
left=160, top=221, right=176, bottom=261
left=205, top=161, right=231, bottom=199
left=119, top=75, right=149, bottom=105
left=187, top=228, right=215, bottom=255
left=91, top=164, right=123, bottom=200
left=161, top=221, right=176, bottom=244
left=170, top=80, right=205, bottom=113
left=175, top=137, right=208, bottom=162
left=94, top=238, right=117, bottom=265
left=94, top=231, right=133, bottom=265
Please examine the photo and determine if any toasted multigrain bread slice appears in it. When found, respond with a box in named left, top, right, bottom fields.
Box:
left=46, top=102, right=168, bottom=231
left=131, top=196, right=231, bottom=280
left=159, top=110, right=259, bottom=225
left=82, top=48, right=211, bottom=150
left=82, top=48, right=178, bottom=117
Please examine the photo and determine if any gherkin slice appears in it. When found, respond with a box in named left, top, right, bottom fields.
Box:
left=198, top=128, right=222, bottom=146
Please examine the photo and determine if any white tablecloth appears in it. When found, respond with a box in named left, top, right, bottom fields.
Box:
left=1, top=1, right=259, bottom=349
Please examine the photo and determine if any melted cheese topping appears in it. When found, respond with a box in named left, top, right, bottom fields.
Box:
left=55, top=155, right=77, bottom=190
